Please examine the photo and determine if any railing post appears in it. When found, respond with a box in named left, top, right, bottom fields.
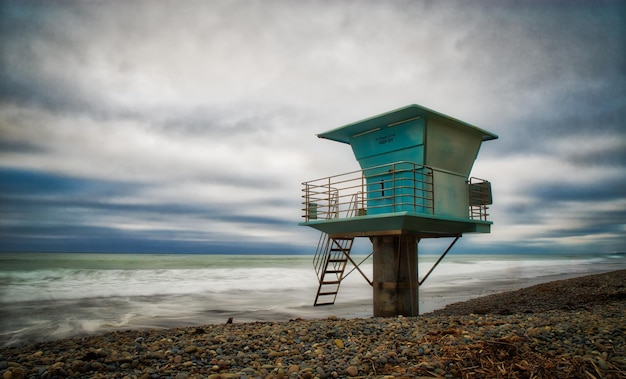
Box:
left=413, top=163, right=417, bottom=213
left=361, top=172, right=365, bottom=211
left=391, top=163, right=395, bottom=211
left=327, top=177, right=331, bottom=220
left=305, top=183, right=309, bottom=221
left=429, top=168, right=434, bottom=215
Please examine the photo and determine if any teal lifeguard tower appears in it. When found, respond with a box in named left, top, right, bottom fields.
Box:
left=300, top=104, right=497, bottom=316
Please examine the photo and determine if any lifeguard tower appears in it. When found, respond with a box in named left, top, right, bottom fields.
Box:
left=300, top=104, right=497, bottom=317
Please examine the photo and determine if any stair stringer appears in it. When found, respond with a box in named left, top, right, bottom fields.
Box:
left=313, top=235, right=354, bottom=306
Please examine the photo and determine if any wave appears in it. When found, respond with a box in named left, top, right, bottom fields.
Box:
left=0, top=266, right=318, bottom=304
left=2, top=253, right=619, bottom=304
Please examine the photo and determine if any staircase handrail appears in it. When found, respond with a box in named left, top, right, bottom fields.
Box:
left=313, top=232, right=330, bottom=279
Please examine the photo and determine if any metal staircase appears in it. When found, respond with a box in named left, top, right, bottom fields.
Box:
left=312, top=191, right=364, bottom=306
left=313, top=235, right=354, bottom=306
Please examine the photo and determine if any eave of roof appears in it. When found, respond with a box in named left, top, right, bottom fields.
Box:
left=317, top=104, right=498, bottom=144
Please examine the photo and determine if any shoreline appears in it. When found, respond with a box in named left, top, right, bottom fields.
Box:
left=3, top=252, right=624, bottom=348
left=1, top=270, right=625, bottom=378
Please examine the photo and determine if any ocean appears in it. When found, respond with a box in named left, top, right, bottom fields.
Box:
left=1, top=252, right=625, bottom=347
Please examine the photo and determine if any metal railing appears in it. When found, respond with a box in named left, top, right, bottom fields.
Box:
left=313, top=231, right=330, bottom=280
left=312, top=191, right=364, bottom=280
left=469, top=177, right=492, bottom=221
left=303, top=162, right=494, bottom=223
left=302, top=161, right=435, bottom=221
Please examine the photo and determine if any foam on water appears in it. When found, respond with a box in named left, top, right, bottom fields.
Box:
left=0, top=267, right=317, bottom=303
left=1, top=252, right=624, bottom=347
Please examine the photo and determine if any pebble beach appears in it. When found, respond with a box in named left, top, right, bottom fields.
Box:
left=1, top=270, right=624, bottom=379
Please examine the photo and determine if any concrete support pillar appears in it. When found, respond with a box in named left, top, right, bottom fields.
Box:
left=372, top=235, right=419, bottom=317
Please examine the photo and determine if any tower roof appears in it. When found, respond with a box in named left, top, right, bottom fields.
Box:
left=318, top=104, right=498, bottom=144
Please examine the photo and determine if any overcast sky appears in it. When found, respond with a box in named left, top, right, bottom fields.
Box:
left=1, top=0, right=624, bottom=255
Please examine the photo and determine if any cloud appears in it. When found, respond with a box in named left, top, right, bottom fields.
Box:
left=1, top=0, right=624, bottom=254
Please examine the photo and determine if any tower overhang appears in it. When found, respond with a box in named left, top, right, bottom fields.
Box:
left=299, top=211, right=491, bottom=238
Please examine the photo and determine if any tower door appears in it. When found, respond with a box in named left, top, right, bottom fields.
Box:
left=365, top=171, right=394, bottom=215
left=365, top=164, right=430, bottom=215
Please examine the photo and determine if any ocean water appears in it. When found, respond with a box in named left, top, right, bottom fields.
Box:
left=1, top=252, right=624, bottom=347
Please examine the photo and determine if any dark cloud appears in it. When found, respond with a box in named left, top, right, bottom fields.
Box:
left=457, top=2, right=625, bottom=86
left=570, top=144, right=626, bottom=168
left=0, top=224, right=302, bottom=254
left=0, top=139, right=46, bottom=154
left=532, top=177, right=626, bottom=203
left=0, top=168, right=130, bottom=195
left=0, top=168, right=293, bottom=218
left=0, top=167, right=298, bottom=253
left=547, top=208, right=626, bottom=237
left=0, top=3, right=95, bottom=112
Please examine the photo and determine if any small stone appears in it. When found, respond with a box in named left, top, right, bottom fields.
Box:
left=146, top=352, right=163, bottom=359
left=89, top=361, right=103, bottom=370
left=316, top=366, right=326, bottom=378
left=346, top=366, right=358, bottom=377
left=334, top=339, right=344, bottom=348
left=595, top=357, right=609, bottom=371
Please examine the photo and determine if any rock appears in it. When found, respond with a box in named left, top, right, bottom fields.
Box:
left=89, top=361, right=103, bottom=370
left=315, top=366, right=326, bottom=378
left=346, top=366, right=358, bottom=376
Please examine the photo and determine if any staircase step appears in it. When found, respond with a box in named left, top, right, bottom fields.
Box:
left=315, top=302, right=336, bottom=306
left=328, top=258, right=347, bottom=262
left=321, top=280, right=340, bottom=285
left=317, top=291, right=338, bottom=296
